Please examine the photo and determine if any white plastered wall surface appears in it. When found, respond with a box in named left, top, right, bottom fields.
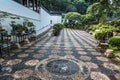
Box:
left=0, top=0, right=62, bottom=36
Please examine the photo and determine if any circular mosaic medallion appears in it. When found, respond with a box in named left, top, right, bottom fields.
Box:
left=35, top=55, right=90, bottom=80
left=46, top=59, right=79, bottom=75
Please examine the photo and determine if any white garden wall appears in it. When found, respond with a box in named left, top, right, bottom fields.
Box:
left=0, top=0, right=40, bottom=20
left=0, top=0, right=62, bottom=36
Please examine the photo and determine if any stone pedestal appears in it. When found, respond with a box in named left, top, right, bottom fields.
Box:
left=105, top=49, right=115, bottom=58
left=23, top=39, right=30, bottom=44
left=13, top=43, right=21, bottom=49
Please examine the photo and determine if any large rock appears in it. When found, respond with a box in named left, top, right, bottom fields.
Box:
left=105, top=49, right=115, bottom=58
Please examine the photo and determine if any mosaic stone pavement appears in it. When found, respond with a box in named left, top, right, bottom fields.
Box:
left=0, top=29, right=120, bottom=80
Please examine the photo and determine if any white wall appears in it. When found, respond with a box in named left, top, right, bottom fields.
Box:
left=51, top=15, right=62, bottom=25
left=0, top=0, right=40, bottom=20
left=0, top=0, right=62, bottom=36
left=40, top=6, right=62, bottom=27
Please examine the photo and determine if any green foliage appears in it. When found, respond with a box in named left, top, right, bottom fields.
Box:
left=10, top=20, right=35, bottom=34
left=85, top=0, right=120, bottom=18
left=112, top=0, right=120, bottom=8
left=40, top=0, right=88, bottom=14
left=64, top=12, right=84, bottom=29
left=0, top=12, right=9, bottom=18
left=95, top=30, right=107, bottom=42
left=107, top=19, right=120, bottom=27
left=13, top=24, right=27, bottom=32
left=53, top=23, right=63, bottom=36
left=90, top=23, right=117, bottom=32
left=66, top=4, right=77, bottom=12
left=3, top=31, right=11, bottom=37
left=109, top=36, right=120, bottom=49
left=82, top=14, right=96, bottom=25
left=87, top=2, right=103, bottom=15
left=90, top=23, right=117, bottom=42
left=87, top=2, right=108, bottom=23
left=106, top=19, right=120, bottom=32
left=64, top=12, right=82, bottom=21
left=95, top=29, right=113, bottom=42
left=72, top=0, right=88, bottom=14
left=89, top=24, right=99, bottom=31
left=25, top=21, right=34, bottom=27
left=115, top=50, right=120, bottom=57
left=85, top=0, right=99, bottom=4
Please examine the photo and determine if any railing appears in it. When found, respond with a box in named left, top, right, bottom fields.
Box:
left=0, top=11, right=51, bottom=57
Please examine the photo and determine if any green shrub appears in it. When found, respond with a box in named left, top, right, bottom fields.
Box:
left=90, top=23, right=117, bottom=42
left=116, top=33, right=120, bottom=36
left=53, top=23, right=63, bottom=36
left=64, top=12, right=83, bottom=29
left=95, top=28, right=114, bottom=42
left=95, top=30, right=107, bottom=42
left=109, top=36, right=120, bottom=49
left=63, top=22, right=68, bottom=27
left=89, top=24, right=99, bottom=31
left=108, top=19, right=120, bottom=27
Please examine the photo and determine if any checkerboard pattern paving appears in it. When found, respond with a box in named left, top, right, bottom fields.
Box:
left=0, top=29, right=120, bottom=80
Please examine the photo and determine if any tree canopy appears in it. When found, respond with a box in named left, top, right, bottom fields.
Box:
left=40, top=0, right=88, bottom=14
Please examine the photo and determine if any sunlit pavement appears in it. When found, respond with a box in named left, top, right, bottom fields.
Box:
left=0, top=29, right=120, bottom=80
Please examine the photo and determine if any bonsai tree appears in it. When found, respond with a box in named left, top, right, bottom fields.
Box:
left=10, top=21, right=27, bottom=35
left=23, top=19, right=35, bottom=33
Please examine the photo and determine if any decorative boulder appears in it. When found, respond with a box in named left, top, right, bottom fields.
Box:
left=105, top=49, right=115, bottom=58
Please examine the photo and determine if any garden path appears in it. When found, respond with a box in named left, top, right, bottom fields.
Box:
left=0, top=29, right=120, bottom=80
